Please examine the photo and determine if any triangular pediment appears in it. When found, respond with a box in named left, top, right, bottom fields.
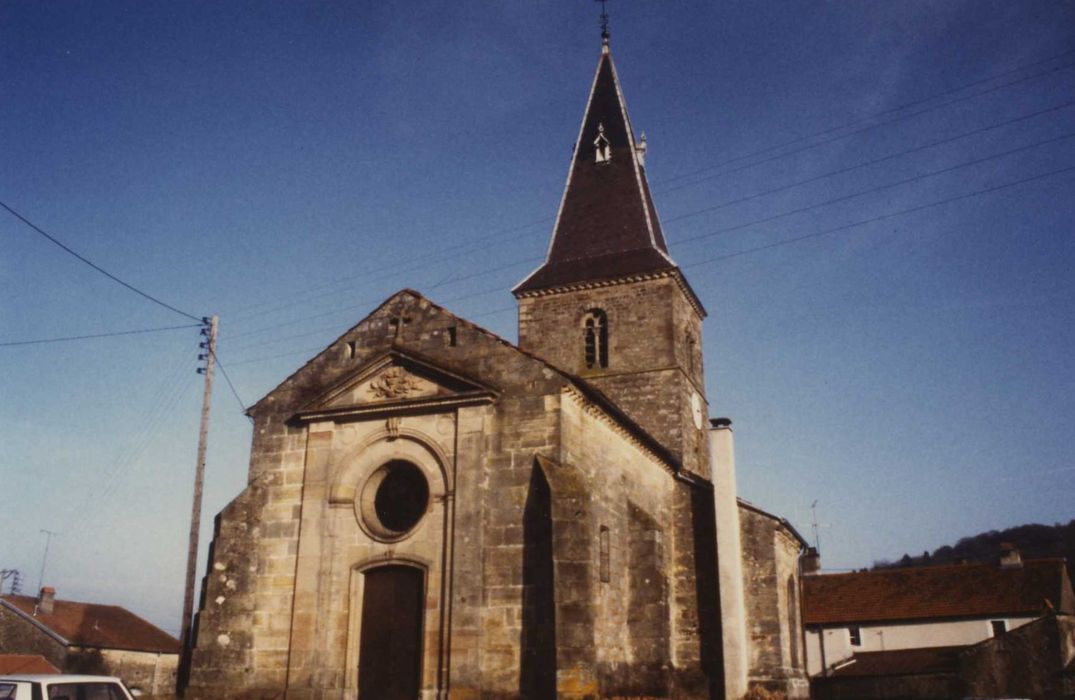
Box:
left=292, top=350, right=496, bottom=423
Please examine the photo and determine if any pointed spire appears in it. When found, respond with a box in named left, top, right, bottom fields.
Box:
left=514, top=40, right=678, bottom=295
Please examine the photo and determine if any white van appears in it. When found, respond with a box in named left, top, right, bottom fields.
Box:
left=0, top=675, right=139, bottom=700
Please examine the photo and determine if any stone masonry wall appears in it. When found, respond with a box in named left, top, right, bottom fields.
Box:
left=0, top=604, right=68, bottom=670
left=95, top=648, right=178, bottom=697
left=187, top=289, right=723, bottom=698
left=517, top=276, right=709, bottom=477
left=739, top=506, right=809, bottom=699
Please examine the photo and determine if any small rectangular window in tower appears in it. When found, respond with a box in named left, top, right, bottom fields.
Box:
left=848, top=626, right=861, bottom=646
left=990, top=620, right=1006, bottom=637
left=347, top=340, right=358, bottom=359
left=599, top=526, right=610, bottom=583
left=444, top=326, right=457, bottom=347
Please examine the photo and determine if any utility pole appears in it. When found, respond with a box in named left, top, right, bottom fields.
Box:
left=37, top=529, right=58, bottom=591
left=180, top=315, right=217, bottom=658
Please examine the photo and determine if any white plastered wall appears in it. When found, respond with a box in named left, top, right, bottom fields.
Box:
left=805, top=615, right=1039, bottom=676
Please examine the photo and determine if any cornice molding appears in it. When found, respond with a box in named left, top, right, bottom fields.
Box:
left=292, top=390, right=496, bottom=425
left=514, top=268, right=707, bottom=318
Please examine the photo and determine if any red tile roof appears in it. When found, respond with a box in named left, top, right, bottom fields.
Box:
left=803, top=559, right=1072, bottom=625
left=0, top=655, right=60, bottom=674
left=827, top=646, right=967, bottom=678
left=514, top=44, right=682, bottom=295
left=1, top=594, right=179, bottom=654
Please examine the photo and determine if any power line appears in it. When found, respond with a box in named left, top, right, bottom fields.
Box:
left=664, top=99, right=1075, bottom=227
left=227, top=345, right=327, bottom=367
left=674, top=130, right=1075, bottom=248
left=657, top=60, right=1075, bottom=196
left=226, top=163, right=1073, bottom=366
left=0, top=323, right=202, bottom=347
left=223, top=216, right=551, bottom=322
left=213, top=51, right=1075, bottom=329
left=224, top=127, right=1074, bottom=348
left=653, top=55, right=1075, bottom=191
left=211, top=351, right=248, bottom=415
left=658, top=48, right=1075, bottom=188
left=0, top=200, right=203, bottom=322
left=681, top=164, right=1075, bottom=270
left=57, top=344, right=195, bottom=536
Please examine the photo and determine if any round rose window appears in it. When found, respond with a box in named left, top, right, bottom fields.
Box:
left=358, top=460, right=430, bottom=540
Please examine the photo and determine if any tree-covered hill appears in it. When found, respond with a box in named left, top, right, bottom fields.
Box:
left=873, top=519, right=1075, bottom=582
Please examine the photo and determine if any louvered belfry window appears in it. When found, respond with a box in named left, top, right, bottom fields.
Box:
left=583, top=309, right=608, bottom=369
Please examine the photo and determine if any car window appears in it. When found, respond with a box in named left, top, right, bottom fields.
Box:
left=46, top=683, right=125, bottom=700
left=0, top=683, right=16, bottom=699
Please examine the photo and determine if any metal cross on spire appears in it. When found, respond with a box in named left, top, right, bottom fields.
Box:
left=596, top=0, right=610, bottom=41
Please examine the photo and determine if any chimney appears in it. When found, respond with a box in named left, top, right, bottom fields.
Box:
left=999, top=542, right=1022, bottom=569
left=37, top=586, right=55, bottom=615
left=802, top=547, right=821, bottom=575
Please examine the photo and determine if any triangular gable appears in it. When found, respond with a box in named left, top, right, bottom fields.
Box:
left=292, top=349, right=497, bottom=424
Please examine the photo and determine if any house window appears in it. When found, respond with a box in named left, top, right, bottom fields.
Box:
left=583, top=309, right=608, bottom=369
left=991, top=620, right=1007, bottom=637
left=848, top=626, right=862, bottom=646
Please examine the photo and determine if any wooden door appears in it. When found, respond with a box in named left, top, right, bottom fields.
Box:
left=358, top=565, right=424, bottom=700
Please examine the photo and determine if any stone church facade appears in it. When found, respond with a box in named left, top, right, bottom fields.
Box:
left=185, top=37, right=808, bottom=700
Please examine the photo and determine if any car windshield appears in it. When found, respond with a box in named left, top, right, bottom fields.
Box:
left=47, top=683, right=125, bottom=700
left=0, top=683, right=16, bottom=699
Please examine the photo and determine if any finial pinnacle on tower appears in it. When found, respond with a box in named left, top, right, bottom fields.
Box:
left=596, top=0, right=610, bottom=44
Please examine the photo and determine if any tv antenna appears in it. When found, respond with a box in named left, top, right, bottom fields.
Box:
left=37, top=529, right=59, bottom=591
left=810, top=500, right=821, bottom=552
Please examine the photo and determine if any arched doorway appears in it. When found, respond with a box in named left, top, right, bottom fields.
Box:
left=358, top=565, right=425, bottom=699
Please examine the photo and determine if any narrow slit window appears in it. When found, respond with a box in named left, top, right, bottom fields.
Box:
left=599, top=526, right=610, bottom=583
left=583, top=309, right=608, bottom=369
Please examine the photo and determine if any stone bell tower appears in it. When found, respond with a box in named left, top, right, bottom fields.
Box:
left=513, top=36, right=710, bottom=477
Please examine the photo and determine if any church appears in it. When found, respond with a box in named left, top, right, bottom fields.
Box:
left=185, top=32, right=809, bottom=700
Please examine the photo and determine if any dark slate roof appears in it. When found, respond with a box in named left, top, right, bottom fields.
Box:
left=803, top=559, right=1073, bottom=626
left=0, top=655, right=60, bottom=674
left=827, top=646, right=967, bottom=678
left=0, top=595, right=179, bottom=654
left=514, top=41, right=678, bottom=294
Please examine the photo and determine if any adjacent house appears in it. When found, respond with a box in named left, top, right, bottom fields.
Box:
left=801, top=550, right=1075, bottom=698
left=0, top=587, right=179, bottom=695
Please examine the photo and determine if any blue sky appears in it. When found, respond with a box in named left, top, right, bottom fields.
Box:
left=2, top=2, right=1074, bottom=635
